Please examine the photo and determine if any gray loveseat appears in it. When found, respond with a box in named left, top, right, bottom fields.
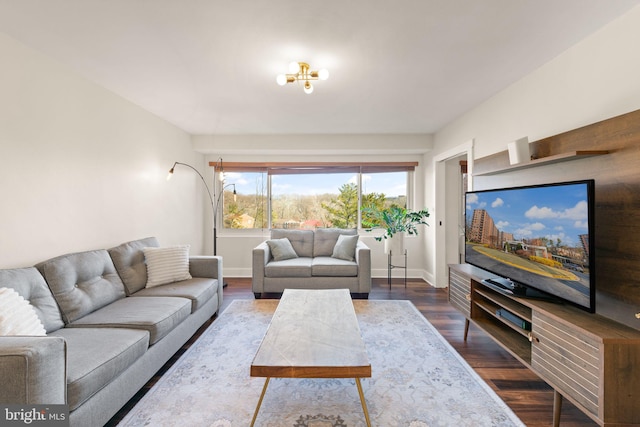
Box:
left=252, top=228, right=371, bottom=298
left=0, top=237, right=222, bottom=427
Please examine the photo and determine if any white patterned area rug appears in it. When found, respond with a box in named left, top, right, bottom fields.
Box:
left=118, top=299, right=525, bottom=427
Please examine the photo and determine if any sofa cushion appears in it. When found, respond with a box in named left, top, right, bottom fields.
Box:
left=131, top=277, right=216, bottom=312
left=265, top=257, right=312, bottom=278
left=0, top=267, right=64, bottom=333
left=67, top=296, right=190, bottom=344
left=36, top=250, right=126, bottom=324
left=313, top=228, right=357, bottom=257
left=312, top=257, right=358, bottom=277
left=266, top=238, right=298, bottom=261
left=271, top=229, right=314, bottom=257
left=0, top=287, right=46, bottom=336
left=108, top=237, right=160, bottom=295
left=50, top=327, right=149, bottom=411
left=332, top=234, right=359, bottom=261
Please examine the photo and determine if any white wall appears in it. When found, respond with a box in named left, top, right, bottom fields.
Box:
left=425, top=5, right=640, bottom=287
left=0, top=32, right=207, bottom=268
left=192, top=134, right=433, bottom=279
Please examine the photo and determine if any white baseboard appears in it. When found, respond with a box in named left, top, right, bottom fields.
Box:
left=225, top=268, right=439, bottom=288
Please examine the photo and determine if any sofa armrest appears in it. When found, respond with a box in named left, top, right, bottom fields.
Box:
left=189, top=256, right=222, bottom=282
left=0, top=336, right=67, bottom=405
left=189, top=256, right=223, bottom=309
left=355, top=241, right=372, bottom=292
left=252, top=242, right=271, bottom=294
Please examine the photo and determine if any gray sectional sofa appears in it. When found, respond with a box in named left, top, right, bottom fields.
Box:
left=252, top=228, right=371, bottom=298
left=0, top=237, right=223, bottom=427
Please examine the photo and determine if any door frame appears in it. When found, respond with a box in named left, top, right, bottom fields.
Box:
left=432, top=140, right=474, bottom=288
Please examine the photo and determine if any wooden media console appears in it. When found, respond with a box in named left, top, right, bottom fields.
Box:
left=449, top=263, right=640, bottom=426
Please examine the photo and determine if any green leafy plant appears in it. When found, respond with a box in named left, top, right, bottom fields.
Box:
left=362, top=206, right=430, bottom=241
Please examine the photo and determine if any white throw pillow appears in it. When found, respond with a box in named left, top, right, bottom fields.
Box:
left=143, top=245, right=192, bottom=288
left=332, top=234, right=359, bottom=261
left=0, top=287, right=47, bottom=336
left=266, top=238, right=299, bottom=261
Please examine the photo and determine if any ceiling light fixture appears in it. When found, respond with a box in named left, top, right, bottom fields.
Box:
left=277, top=61, right=329, bottom=94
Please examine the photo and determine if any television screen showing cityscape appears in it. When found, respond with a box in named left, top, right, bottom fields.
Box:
left=465, top=180, right=594, bottom=311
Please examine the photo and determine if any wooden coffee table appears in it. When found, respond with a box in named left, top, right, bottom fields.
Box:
left=250, top=288, right=372, bottom=426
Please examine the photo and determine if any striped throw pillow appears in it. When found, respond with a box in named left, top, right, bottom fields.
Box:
left=142, top=245, right=192, bottom=288
left=0, top=287, right=47, bottom=336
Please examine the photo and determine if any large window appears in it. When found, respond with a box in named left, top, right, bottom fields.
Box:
left=216, top=162, right=416, bottom=230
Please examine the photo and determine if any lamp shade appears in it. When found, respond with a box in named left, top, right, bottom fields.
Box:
left=288, top=61, right=300, bottom=74
left=303, top=81, right=314, bottom=94
left=318, top=68, right=329, bottom=80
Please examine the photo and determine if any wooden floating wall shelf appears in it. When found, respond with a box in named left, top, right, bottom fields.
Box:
left=474, top=150, right=609, bottom=176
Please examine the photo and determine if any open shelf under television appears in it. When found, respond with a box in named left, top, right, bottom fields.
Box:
left=472, top=286, right=532, bottom=365
left=448, top=263, right=640, bottom=427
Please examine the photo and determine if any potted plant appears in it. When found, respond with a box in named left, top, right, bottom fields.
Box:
left=362, top=206, right=430, bottom=254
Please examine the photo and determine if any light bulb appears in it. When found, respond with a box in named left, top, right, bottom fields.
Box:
left=276, top=74, right=287, bottom=86
left=288, top=61, right=300, bottom=74
left=318, top=68, right=329, bottom=80
left=218, top=171, right=225, bottom=182
left=304, top=81, right=314, bottom=94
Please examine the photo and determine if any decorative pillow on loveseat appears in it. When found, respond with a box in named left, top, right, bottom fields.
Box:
left=142, top=245, right=192, bottom=288
left=266, top=238, right=299, bottom=261
left=331, top=234, right=359, bottom=261
left=0, top=287, right=46, bottom=336
left=313, top=228, right=357, bottom=257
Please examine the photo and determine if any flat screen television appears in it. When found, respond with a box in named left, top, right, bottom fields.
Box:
left=465, top=179, right=596, bottom=312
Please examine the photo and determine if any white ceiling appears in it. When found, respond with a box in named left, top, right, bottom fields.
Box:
left=0, top=0, right=638, bottom=135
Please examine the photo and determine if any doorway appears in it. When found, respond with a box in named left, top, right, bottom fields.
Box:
left=433, top=141, right=473, bottom=288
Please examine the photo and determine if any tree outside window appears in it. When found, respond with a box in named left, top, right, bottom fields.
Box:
left=271, top=172, right=353, bottom=229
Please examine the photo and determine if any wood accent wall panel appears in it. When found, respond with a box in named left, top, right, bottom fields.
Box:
left=473, top=109, right=640, bottom=326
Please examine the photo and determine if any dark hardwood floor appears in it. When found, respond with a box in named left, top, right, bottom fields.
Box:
left=106, top=277, right=597, bottom=426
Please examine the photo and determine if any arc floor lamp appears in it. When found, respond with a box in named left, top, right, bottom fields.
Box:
left=167, top=161, right=235, bottom=256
